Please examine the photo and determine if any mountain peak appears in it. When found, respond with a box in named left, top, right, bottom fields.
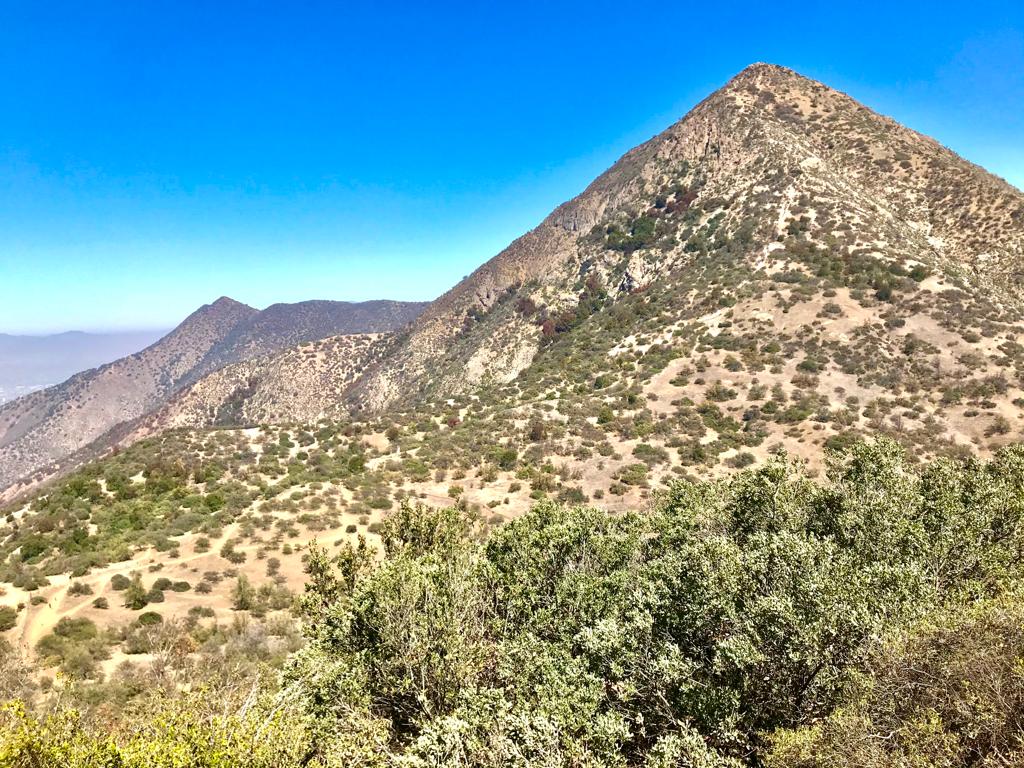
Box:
left=345, top=62, right=1024, bottom=414
left=716, top=62, right=824, bottom=104
left=175, top=296, right=258, bottom=333
left=208, top=296, right=251, bottom=311
left=733, top=61, right=793, bottom=79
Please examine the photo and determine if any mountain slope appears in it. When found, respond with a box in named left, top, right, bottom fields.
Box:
left=189, top=299, right=424, bottom=379
left=0, top=297, right=256, bottom=494
left=134, top=332, right=393, bottom=433
left=343, top=63, right=1024, bottom=414
left=89, top=63, right=1024, bottom=469
left=0, top=298, right=425, bottom=495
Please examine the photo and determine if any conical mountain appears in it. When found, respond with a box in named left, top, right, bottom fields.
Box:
left=6, top=63, right=1024, bottom=499
left=344, top=63, right=1024, bottom=416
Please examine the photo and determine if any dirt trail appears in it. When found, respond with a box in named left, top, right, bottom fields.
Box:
left=19, top=578, right=71, bottom=653
left=14, top=522, right=243, bottom=655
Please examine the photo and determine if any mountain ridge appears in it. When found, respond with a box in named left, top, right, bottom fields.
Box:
left=0, top=297, right=426, bottom=497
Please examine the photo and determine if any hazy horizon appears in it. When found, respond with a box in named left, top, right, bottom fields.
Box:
left=0, top=328, right=171, bottom=338
left=0, top=326, right=168, bottom=399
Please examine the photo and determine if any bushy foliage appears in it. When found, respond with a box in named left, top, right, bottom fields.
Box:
left=769, top=597, right=1024, bottom=767
left=0, top=607, right=16, bottom=633
left=6, top=439, right=1024, bottom=765
left=285, top=440, right=1024, bottom=766
left=0, top=695, right=307, bottom=767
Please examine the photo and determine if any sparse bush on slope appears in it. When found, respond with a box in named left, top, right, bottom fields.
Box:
left=4, top=438, right=1024, bottom=766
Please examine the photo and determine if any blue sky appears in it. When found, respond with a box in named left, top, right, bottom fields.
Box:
left=1, top=1, right=1022, bottom=333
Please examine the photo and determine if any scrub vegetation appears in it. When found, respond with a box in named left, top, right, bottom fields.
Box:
left=4, top=440, right=1024, bottom=766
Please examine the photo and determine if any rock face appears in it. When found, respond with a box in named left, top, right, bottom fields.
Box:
left=0, top=298, right=425, bottom=495
left=343, top=63, right=1024, bottom=413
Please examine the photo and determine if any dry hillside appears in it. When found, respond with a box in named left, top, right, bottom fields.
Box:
left=345, top=63, right=1024, bottom=413
left=0, top=298, right=425, bottom=498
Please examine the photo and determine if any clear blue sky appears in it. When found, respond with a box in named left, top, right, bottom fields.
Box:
left=1, top=1, right=1021, bottom=333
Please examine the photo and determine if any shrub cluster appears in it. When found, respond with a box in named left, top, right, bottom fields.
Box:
left=5, top=439, right=1024, bottom=766
left=285, top=439, right=1024, bottom=766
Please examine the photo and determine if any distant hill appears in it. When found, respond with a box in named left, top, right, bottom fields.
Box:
left=186, top=299, right=426, bottom=380
left=0, top=330, right=167, bottom=402
left=0, top=297, right=426, bottom=496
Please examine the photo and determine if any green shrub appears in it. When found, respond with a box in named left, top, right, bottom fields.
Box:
left=0, top=696, right=308, bottom=767
left=110, top=574, right=131, bottom=591
left=0, top=606, right=17, bottom=632
left=614, top=462, right=649, bottom=486
left=220, top=541, right=247, bottom=565
left=123, top=574, right=148, bottom=610
left=54, top=617, right=97, bottom=642
left=287, top=441, right=1024, bottom=766
left=769, top=598, right=1024, bottom=767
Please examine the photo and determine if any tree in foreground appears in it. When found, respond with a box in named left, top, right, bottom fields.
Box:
left=286, top=439, right=1024, bottom=766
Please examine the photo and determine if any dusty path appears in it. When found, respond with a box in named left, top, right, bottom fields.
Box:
left=12, top=522, right=243, bottom=655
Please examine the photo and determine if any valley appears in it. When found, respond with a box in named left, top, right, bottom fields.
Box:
left=0, top=384, right=48, bottom=406
left=0, top=329, right=168, bottom=404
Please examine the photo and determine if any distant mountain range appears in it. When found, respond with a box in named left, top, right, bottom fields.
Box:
left=0, top=298, right=426, bottom=497
left=0, top=330, right=168, bottom=403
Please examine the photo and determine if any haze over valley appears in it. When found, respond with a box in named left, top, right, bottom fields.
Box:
left=0, top=330, right=167, bottom=404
